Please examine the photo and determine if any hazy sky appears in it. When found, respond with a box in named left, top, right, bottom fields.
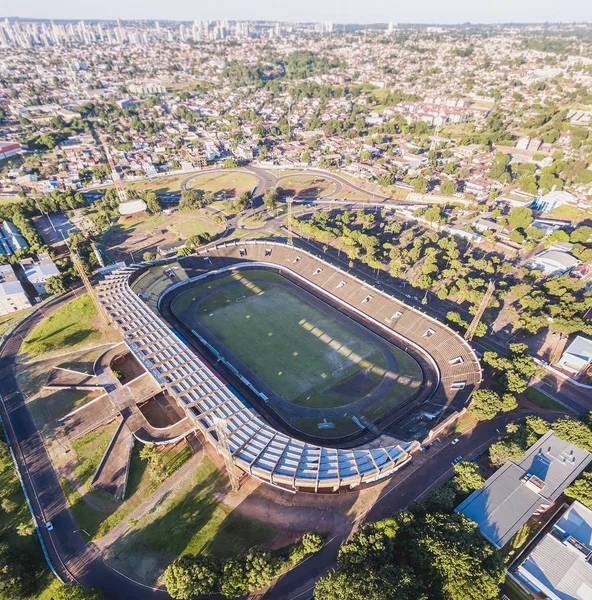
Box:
left=6, top=0, right=592, bottom=24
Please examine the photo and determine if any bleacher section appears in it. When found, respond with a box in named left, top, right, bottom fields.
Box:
left=97, top=259, right=417, bottom=492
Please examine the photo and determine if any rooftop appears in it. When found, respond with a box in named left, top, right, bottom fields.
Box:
left=457, top=431, right=592, bottom=549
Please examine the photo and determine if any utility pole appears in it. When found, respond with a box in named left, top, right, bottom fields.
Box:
left=464, top=280, right=495, bottom=342
left=287, top=196, right=294, bottom=246
left=100, top=135, right=127, bottom=204
left=213, top=417, right=240, bottom=492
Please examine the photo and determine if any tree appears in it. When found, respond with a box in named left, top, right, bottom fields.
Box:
left=565, top=472, right=592, bottom=509
left=223, top=158, right=238, bottom=169
left=45, top=274, right=66, bottom=295
left=440, top=180, right=457, bottom=196
left=263, top=189, right=279, bottom=212
left=16, top=521, right=35, bottom=536
left=0, top=543, right=35, bottom=599
left=469, top=389, right=503, bottom=420
left=301, top=150, right=311, bottom=164
left=571, top=226, right=592, bottom=244
left=143, top=252, right=157, bottom=261
left=507, top=206, right=533, bottom=230
left=553, top=418, right=592, bottom=451
left=143, top=191, right=161, bottom=214
left=1, top=498, right=17, bottom=513
left=51, top=584, right=105, bottom=600
left=501, top=394, right=518, bottom=412
left=408, top=512, right=504, bottom=600
left=164, top=555, right=219, bottom=600
left=451, top=462, right=485, bottom=495
left=412, top=176, right=428, bottom=195
left=244, top=550, right=276, bottom=591
left=219, top=558, right=248, bottom=599
left=424, top=206, right=442, bottom=224
left=301, top=531, right=323, bottom=554
left=315, top=565, right=424, bottom=600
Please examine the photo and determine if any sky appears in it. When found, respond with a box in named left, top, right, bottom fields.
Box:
left=6, top=0, right=592, bottom=24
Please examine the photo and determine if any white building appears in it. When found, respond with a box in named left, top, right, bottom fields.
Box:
left=530, top=190, right=576, bottom=213
left=0, top=264, right=31, bottom=315
left=530, top=249, right=580, bottom=276
left=118, top=199, right=147, bottom=215
left=557, top=336, right=592, bottom=375
left=20, top=253, right=60, bottom=296
left=0, top=220, right=28, bottom=255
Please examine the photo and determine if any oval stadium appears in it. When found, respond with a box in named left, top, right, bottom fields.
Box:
left=96, top=241, right=481, bottom=492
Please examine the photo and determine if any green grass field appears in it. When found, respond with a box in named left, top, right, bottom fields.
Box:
left=21, top=295, right=102, bottom=357
left=105, top=455, right=276, bottom=586
left=170, top=215, right=224, bottom=239
left=172, top=271, right=421, bottom=414
left=523, top=386, right=566, bottom=411
left=62, top=440, right=193, bottom=541
left=186, top=171, right=257, bottom=196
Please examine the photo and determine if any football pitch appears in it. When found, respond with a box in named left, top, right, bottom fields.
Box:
left=171, top=270, right=422, bottom=415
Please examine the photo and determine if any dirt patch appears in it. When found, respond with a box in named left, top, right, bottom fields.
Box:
left=110, top=351, right=146, bottom=385
left=139, top=392, right=184, bottom=428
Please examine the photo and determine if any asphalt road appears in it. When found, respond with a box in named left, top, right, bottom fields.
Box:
left=0, top=289, right=166, bottom=600
left=265, top=414, right=513, bottom=600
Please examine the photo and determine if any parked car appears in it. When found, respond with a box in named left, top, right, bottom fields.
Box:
left=453, top=456, right=463, bottom=464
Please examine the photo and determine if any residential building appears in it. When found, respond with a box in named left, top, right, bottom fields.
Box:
left=457, top=431, right=592, bottom=549
left=20, top=253, right=60, bottom=296
left=0, top=264, right=31, bottom=315
left=516, top=501, right=592, bottom=600
left=557, top=336, right=592, bottom=376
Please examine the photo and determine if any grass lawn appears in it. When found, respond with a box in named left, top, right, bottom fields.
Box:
left=277, top=175, right=336, bottom=198
left=20, top=295, right=102, bottom=357
left=237, top=214, right=267, bottom=229
left=523, top=386, right=566, bottom=411
left=0, top=440, right=56, bottom=598
left=171, top=215, right=224, bottom=239
left=548, top=204, right=592, bottom=224
left=501, top=576, right=533, bottom=600
left=105, top=456, right=276, bottom=586
left=454, top=413, right=478, bottom=434
left=186, top=171, right=257, bottom=197
left=0, top=306, right=31, bottom=338
left=57, top=347, right=106, bottom=374
left=71, top=421, right=119, bottom=486
left=101, top=174, right=188, bottom=195
left=173, top=271, right=385, bottom=403
left=62, top=442, right=193, bottom=541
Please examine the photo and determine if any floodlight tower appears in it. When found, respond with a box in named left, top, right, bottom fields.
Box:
left=71, top=251, right=111, bottom=326
left=213, top=417, right=240, bottom=492
left=287, top=196, right=294, bottom=246
left=464, top=280, right=495, bottom=342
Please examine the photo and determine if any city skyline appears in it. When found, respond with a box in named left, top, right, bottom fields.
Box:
left=4, top=0, right=592, bottom=25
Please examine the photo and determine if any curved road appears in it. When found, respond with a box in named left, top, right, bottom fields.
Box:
left=0, top=289, right=166, bottom=600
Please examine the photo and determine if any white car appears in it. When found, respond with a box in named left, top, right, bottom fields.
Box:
left=451, top=438, right=460, bottom=445
left=45, top=522, right=54, bottom=531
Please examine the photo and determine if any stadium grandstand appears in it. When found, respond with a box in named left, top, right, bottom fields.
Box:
left=96, top=241, right=481, bottom=492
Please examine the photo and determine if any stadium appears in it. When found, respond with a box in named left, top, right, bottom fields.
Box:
left=96, top=241, right=482, bottom=493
